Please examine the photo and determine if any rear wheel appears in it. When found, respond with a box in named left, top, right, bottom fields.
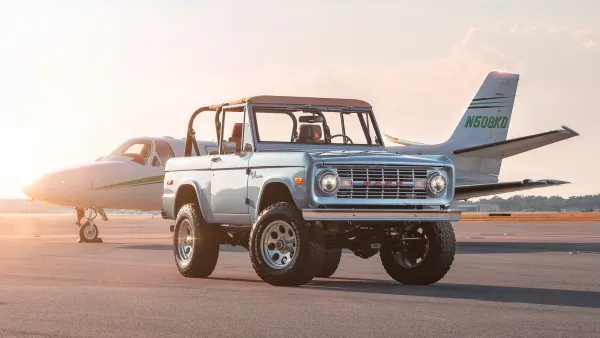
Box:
left=249, top=202, right=325, bottom=286
left=316, top=248, right=342, bottom=278
left=380, top=221, right=456, bottom=285
left=173, top=203, right=220, bottom=278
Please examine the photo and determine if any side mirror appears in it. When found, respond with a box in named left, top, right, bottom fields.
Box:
left=223, top=141, right=237, bottom=153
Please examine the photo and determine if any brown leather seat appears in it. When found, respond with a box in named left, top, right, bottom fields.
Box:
left=296, top=124, right=324, bottom=143
left=227, top=123, right=243, bottom=152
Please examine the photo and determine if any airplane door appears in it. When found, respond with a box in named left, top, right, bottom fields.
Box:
left=210, top=107, right=251, bottom=225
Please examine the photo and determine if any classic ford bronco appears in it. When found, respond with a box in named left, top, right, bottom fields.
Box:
left=161, top=95, right=461, bottom=286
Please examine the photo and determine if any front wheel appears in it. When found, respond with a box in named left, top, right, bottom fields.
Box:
left=173, top=203, right=220, bottom=278
left=380, top=221, right=456, bottom=285
left=78, top=221, right=99, bottom=242
left=249, top=202, right=326, bottom=286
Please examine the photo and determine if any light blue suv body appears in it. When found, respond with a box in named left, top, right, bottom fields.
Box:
left=162, top=95, right=461, bottom=287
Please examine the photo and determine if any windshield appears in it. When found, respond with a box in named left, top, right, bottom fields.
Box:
left=253, top=107, right=381, bottom=146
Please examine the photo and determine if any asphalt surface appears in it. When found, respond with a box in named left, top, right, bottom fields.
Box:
left=0, top=214, right=599, bottom=337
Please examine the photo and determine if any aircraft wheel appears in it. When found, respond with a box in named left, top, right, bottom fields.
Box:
left=79, top=221, right=99, bottom=243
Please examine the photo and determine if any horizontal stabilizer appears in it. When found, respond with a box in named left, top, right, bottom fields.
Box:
left=384, top=134, right=426, bottom=146
left=454, top=179, right=570, bottom=200
left=453, top=125, right=579, bottom=158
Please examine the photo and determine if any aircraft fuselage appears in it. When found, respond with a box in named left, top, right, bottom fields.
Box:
left=23, top=137, right=218, bottom=211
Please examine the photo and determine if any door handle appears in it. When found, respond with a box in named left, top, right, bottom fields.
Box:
left=211, top=157, right=221, bottom=162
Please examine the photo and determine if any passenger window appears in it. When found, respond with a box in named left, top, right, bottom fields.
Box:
left=221, top=108, right=245, bottom=154
left=155, top=141, right=176, bottom=165
left=254, top=112, right=294, bottom=142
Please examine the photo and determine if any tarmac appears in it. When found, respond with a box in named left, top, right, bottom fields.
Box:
left=0, top=214, right=599, bottom=337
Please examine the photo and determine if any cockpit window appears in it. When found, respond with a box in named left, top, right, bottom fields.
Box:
left=111, top=140, right=152, bottom=165
left=123, top=143, right=146, bottom=154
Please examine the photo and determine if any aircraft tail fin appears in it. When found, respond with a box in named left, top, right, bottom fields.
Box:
left=444, top=71, right=520, bottom=178
left=446, top=71, right=519, bottom=147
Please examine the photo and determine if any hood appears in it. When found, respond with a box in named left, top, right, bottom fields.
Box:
left=307, top=150, right=451, bottom=167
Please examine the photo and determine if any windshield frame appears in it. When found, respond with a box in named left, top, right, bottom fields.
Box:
left=248, top=103, right=385, bottom=152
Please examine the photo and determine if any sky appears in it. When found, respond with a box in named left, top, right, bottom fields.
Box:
left=1, top=0, right=599, bottom=199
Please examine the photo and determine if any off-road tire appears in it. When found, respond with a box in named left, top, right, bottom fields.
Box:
left=380, top=221, right=456, bottom=285
left=173, top=203, right=220, bottom=278
left=249, top=202, right=326, bottom=286
left=316, top=248, right=342, bottom=278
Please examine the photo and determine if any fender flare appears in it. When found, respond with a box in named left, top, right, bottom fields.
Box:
left=254, top=177, right=298, bottom=217
left=175, top=179, right=216, bottom=224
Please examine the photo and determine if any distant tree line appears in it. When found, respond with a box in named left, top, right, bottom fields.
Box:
left=462, top=194, right=600, bottom=212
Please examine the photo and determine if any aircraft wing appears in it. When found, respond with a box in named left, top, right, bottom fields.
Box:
left=384, top=134, right=426, bottom=146
left=454, top=179, right=569, bottom=200
left=453, top=125, right=579, bottom=158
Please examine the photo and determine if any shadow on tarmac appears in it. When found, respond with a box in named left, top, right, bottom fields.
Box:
left=115, top=242, right=600, bottom=309
left=457, top=241, right=600, bottom=254
left=117, top=242, right=600, bottom=254
left=205, top=276, right=600, bottom=309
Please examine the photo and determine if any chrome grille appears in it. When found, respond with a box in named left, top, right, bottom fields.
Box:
left=334, top=165, right=430, bottom=199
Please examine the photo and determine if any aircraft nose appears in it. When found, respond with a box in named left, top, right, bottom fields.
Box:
left=22, top=168, right=90, bottom=205
left=22, top=174, right=45, bottom=200
left=23, top=184, right=34, bottom=199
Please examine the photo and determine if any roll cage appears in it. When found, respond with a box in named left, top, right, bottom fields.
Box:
left=183, top=103, right=240, bottom=157
left=183, top=97, right=384, bottom=157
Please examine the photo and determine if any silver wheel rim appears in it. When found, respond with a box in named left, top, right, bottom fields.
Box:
left=177, top=220, right=194, bottom=265
left=393, top=227, right=429, bottom=268
left=260, top=220, right=297, bottom=270
left=83, top=224, right=97, bottom=240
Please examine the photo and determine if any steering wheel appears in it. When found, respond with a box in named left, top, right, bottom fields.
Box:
left=328, top=134, right=354, bottom=144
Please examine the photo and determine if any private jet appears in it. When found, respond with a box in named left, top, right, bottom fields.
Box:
left=23, top=137, right=218, bottom=242
left=384, top=70, right=579, bottom=200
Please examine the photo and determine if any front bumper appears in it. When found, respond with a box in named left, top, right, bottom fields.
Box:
left=302, top=208, right=461, bottom=222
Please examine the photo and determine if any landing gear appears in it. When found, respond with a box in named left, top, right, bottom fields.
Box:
left=76, top=207, right=105, bottom=243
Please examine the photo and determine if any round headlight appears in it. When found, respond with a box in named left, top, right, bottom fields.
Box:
left=317, top=170, right=340, bottom=196
left=427, top=172, right=447, bottom=196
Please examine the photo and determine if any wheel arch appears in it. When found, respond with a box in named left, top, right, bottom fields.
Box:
left=256, top=179, right=297, bottom=217
left=174, top=181, right=215, bottom=223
